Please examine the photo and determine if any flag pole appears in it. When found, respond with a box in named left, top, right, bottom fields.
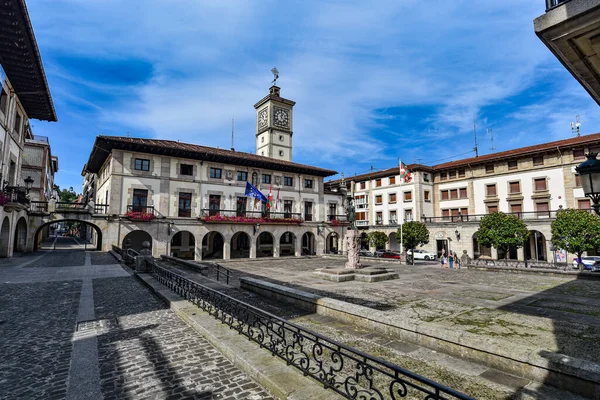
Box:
left=399, top=159, right=403, bottom=256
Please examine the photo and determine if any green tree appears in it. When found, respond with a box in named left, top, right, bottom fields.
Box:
left=58, top=186, right=78, bottom=203
left=399, top=221, right=429, bottom=265
left=477, top=212, right=529, bottom=260
left=551, top=208, right=600, bottom=271
left=367, top=231, right=389, bottom=249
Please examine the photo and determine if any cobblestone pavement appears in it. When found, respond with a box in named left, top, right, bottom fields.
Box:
left=210, top=257, right=600, bottom=365
left=90, top=251, right=120, bottom=265
left=0, top=237, right=274, bottom=400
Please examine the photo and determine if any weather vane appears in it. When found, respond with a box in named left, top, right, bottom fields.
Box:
left=271, top=67, right=279, bottom=86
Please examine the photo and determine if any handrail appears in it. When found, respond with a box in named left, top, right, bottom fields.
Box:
left=203, top=262, right=233, bottom=285
left=147, top=261, right=475, bottom=400
left=200, top=209, right=303, bottom=220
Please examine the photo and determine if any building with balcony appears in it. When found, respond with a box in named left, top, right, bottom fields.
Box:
left=327, top=133, right=600, bottom=262
left=82, top=85, right=347, bottom=259
left=21, top=135, right=58, bottom=201
left=0, top=0, right=57, bottom=257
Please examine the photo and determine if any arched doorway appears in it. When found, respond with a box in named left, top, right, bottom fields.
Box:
left=360, top=232, right=368, bottom=250
left=257, top=232, right=274, bottom=258
left=0, top=217, right=10, bottom=257
left=202, top=231, right=224, bottom=260
left=123, top=230, right=152, bottom=252
left=13, top=217, right=27, bottom=254
left=302, top=232, right=315, bottom=256
left=389, top=232, right=399, bottom=251
left=279, top=231, right=296, bottom=257
left=170, top=231, right=195, bottom=260
left=34, top=220, right=103, bottom=251
left=472, top=231, right=491, bottom=259
left=325, top=232, right=339, bottom=254
left=526, top=230, right=547, bottom=261
left=231, top=232, right=250, bottom=259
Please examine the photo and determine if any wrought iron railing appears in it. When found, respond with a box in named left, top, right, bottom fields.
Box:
left=202, top=262, right=233, bottom=285
left=545, top=0, right=571, bottom=11
left=127, top=205, right=155, bottom=215
left=3, top=186, right=29, bottom=205
left=148, top=262, right=474, bottom=400
left=327, top=214, right=348, bottom=222
left=94, top=203, right=109, bottom=214
left=200, top=209, right=303, bottom=220
left=29, top=201, right=48, bottom=213
left=422, top=210, right=561, bottom=223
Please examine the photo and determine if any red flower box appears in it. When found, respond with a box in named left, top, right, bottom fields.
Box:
left=200, top=215, right=303, bottom=224
left=125, top=211, right=156, bottom=221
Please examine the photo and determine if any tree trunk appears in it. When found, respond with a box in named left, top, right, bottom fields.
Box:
left=578, top=251, right=584, bottom=272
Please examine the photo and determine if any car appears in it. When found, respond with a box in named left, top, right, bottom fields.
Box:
left=381, top=251, right=401, bottom=259
left=407, top=249, right=437, bottom=260
left=359, top=249, right=374, bottom=257
left=572, top=256, right=600, bottom=270
left=373, top=250, right=386, bottom=257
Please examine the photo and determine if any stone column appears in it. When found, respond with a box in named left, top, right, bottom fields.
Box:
left=250, top=240, right=257, bottom=259
left=294, top=237, right=302, bottom=257
left=274, top=241, right=280, bottom=258
left=517, top=247, right=524, bottom=262
left=345, top=230, right=363, bottom=269
left=223, top=241, right=231, bottom=260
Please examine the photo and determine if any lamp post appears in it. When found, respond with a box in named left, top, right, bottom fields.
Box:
left=576, top=152, right=600, bottom=216
left=24, top=176, right=34, bottom=194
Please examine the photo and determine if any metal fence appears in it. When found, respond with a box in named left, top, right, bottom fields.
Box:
left=470, top=258, right=571, bottom=270
left=148, top=261, right=474, bottom=400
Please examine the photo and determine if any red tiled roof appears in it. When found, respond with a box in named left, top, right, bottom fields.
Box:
left=85, top=136, right=337, bottom=177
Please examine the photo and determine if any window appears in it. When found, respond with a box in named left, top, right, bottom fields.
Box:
left=14, top=113, right=22, bottom=133
left=0, top=89, right=8, bottom=114
left=508, top=160, right=518, bottom=170
left=404, top=209, right=413, bottom=222
left=209, top=195, right=221, bottom=216
left=573, top=149, right=585, bottom=160
left=578, top=199, right=591, bottom=209
left=328, top=203, right=337, bottom=220
left=262, top=174, right=271, bottom=184
left=440, top=172, right=447, bottom=181
left=533, top=155, right=544, bottom=166
left=389, top=193, right=396, bottom=203
left=284, top=176, right=293, bottom=186
left=375, top=195, right=383, bottom=204
left=536, top=202, right=549, bottom=214
left=210, top=167, right=222, bottom=179
left=510, top=203, right=522, bottom=214
left=509, top=181, right=521, bottom=194
left=487, top=204, right=498, bottom=213
left=304, top=202, right=313, bottom=221
left=390, top=210, right=397, bottom=224
left=360, top=182, right=366, bottom=190
left=376, top=179, right=382, bottom=187
left=134, top=158, right=150, bottom=171
left=442, top=209, right=450, bottom=218
left=279, top=150, right=284, bottom=156
left=180, top=164, right=193, bottom=176
left=237, top=171, right=248, bottom=181
left=450, top=189, right=458, bottom=199
left=261, top=136, right=264, bottom=143
left=279, top=135, right=284, bottom=141
left=132, top=189, right=148, bottom=212
left=376, top=212, right=383, bottom=225
left=284, top=200, right=293, bottom=218
left=486, top=184, right=497, bottom=197
left=389, top=176, right=396, bottom=185
left=304, top=179, right=313, bottom=189
left=485, top=164, right=495, bottom=174
left=424, top=190, right=431, bottom=202
left=575, top=174, right=581, bottom=187
left=459, top=188, right=467, bottom=199
left=423, top=173, right=430, bottom=182
left=534, top=178, right=547, bottom=191
left=458, top=168, right=465, bottom=178
left=449, top=170, right=456, bottom=179
left=404, top=191, right=412, bottom=201
left=441, top=190, right=449, bottom=200
left=178, top=192, right=192, bottom=217
left=236, top=197, right=247, bottom=216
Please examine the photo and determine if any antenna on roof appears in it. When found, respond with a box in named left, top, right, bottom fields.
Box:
left=571, top=115, right=581, bottom=137
left=487, top=128, right=495, bottom=152
left=413, top=157, right=422, bottom=164
left=473, top=112, right=479, bottom=157
left=231, top=116, right=235, bottom=151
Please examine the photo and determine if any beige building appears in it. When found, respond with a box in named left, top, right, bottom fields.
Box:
left=327, top=133, right=600, bottom=262
left=82, top=86, right=348, bottom=259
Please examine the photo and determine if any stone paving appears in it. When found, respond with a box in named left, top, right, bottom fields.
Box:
left=0, top=237, right=274, bottom=400
left=212, top=257, right=600, bottom=369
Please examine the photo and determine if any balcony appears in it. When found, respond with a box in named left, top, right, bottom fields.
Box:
left=2, top=186, right=29, bottom=212
left=200, top=209, right=303, bottom=224
left=535, top=0, right=600, bottom=105
left=422, top=210, right=560, bottom=223
left=126, top=205, right=156, bottom=221
left=356, top=220, right=369, bottom=227
left=327, top=214, right=349, bottom=225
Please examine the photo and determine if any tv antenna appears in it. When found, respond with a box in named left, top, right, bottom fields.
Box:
left=231, top=116, right=235, bottom=151
left=271, top=67, right=279, bottom=86
left=413, top=157, right=423, bottom=164
left=571, top=115, right=581, bottom=137
left=487, top=128, right=495, bottom=152
left=473, top=112, right=479, bottom=157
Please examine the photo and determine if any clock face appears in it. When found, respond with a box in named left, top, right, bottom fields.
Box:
left=258, top=107, right=268, bottom=129
left=273, top=107, right=289, bottom=128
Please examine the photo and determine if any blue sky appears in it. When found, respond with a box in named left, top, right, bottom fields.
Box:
left=25, top=0, right=600, bottom=190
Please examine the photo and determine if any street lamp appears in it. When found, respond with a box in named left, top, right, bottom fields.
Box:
left=575, top=152, right=600, bottom=215
left=24, top=176, right=34, bottom=193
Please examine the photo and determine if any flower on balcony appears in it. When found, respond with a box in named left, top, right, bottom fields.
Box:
left=125, top=211, right=156, bottom=221
left=328, top=219, right=349, bottom=226
left=200, top=214, right=303, bottom=224
left=0, top=193, right=9, bottom=207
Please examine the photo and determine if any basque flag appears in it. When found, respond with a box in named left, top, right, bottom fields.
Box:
left=245, top=181, right=267, bottom=203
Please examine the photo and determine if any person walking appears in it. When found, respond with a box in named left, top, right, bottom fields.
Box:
left=441, top=255, right=447, bottom=268
left=449, top=253, right=454, bottom=269
left=453, top=252, right=460, bottom=269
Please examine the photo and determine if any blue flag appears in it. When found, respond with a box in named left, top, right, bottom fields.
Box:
left=245, top=181, right=267, bottom=202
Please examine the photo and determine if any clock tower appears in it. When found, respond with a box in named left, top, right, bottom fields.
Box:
left=254, top=85, right=295, bottom=161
